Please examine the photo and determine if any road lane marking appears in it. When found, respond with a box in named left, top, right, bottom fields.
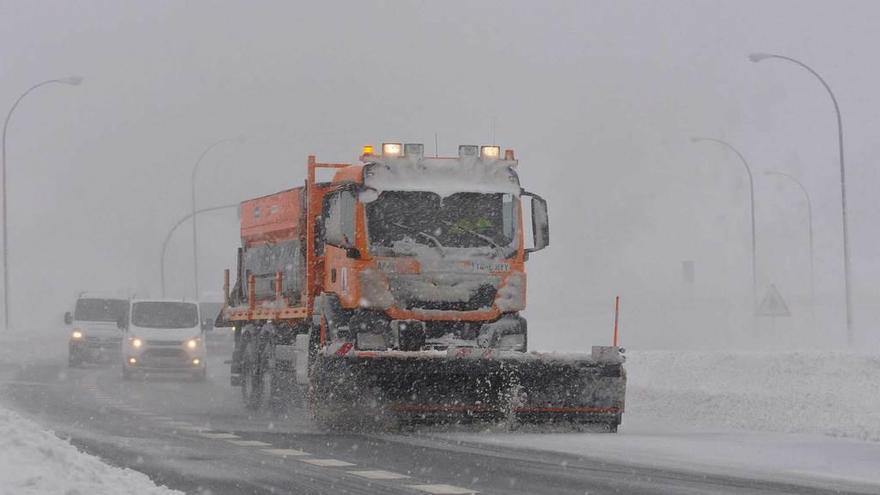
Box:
left=199, top=432, right=240, bottom=439
left=301, top=459, right=356, bottom=467
left=261, top=448, right=310, bottom=457
left=347, top=470, right=410, bottom=480
left=226, top=440, right=272, bottom=447
left=177, top=425, right=210, bottom=432
left=409, top=485, right=479, bottom=494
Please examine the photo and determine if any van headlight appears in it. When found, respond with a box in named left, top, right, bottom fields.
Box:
left=130, top=337, right=143, bottom=348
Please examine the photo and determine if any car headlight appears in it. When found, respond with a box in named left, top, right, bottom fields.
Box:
left=131, top=337, right=143, bottom=348
left=71, top=330, right=84, bottom=339
left=186, top=338, right=199, bottom=350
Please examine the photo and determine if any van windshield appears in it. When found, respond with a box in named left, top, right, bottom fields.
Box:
left=74, top=298, right=128, bottom=322
left=131, top=302, right=198, bottom=329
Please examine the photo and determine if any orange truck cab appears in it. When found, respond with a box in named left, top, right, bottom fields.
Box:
left=223, top=143, right=548, bottom=355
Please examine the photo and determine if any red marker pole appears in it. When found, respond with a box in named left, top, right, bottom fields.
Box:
left=612, top=296, right=620, bottom=348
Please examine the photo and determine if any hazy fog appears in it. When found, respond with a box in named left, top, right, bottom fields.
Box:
left=2, top=1, right=879, bottom=350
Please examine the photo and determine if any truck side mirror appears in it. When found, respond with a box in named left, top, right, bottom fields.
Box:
left=64, top=312, right=73, bottom=325
left=522, top=192, right=549, bottom=254
left=201, top=319, right=213, bottom=332
left=116, top=315, right=128, bottom=331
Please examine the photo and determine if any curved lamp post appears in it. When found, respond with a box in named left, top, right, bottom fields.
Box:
left=765, top=170, right=815, bottom=329
left=190, top=137, right=244, bottom=300
left=2, top=76, right=82, bottom=329
left=749, top=52, right=852, bottom=344
left=691, top=137, right=757, bottom=311
left=162, top=203, right=240, bottom=298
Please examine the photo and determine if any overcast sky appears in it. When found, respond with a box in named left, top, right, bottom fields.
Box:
left=2, top=1, right=879, bottom=349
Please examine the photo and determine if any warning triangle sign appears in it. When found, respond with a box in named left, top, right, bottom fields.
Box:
left=756, top=284, right=791, bottom=317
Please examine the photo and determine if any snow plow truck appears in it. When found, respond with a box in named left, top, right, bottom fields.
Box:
left=218, top=143, right=626, bottom=430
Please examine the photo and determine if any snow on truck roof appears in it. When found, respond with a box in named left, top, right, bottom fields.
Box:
left=362, top=155, right=521, bottom=198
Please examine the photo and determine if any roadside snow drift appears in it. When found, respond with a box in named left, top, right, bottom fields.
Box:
left=0, top=404, right=181, bottom=495
left=627, top=350, right=880, bottom=441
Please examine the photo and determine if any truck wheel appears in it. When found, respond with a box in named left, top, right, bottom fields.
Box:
left=68, top=354, right=82, bottom=368
left=122, top=365, right=132, bottom=381
left=241, top=339, right=262, bottom=410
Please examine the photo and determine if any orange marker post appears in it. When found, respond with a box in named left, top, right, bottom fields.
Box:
left=612, top=296, right=620, bottom=348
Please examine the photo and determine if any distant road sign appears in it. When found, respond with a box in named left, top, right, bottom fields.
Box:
left=757, top=284, right=791, bottom=317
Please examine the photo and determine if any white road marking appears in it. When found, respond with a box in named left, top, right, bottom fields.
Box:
left=199, top=432, right=240, bottom=439
left=347, top=470, right=410, bottom=480
left=226, top=440, right=272, bottom=447
left=160, top=421, right=192, bottom=426
left=262, top=448, right=310, bottom=457
left=301, top=459, right=356, bottom=467
left=178, top=425, right=210, bottom=432
left=409, top=484, right=479, bottom=494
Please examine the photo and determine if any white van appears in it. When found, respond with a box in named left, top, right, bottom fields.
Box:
left=65, top=294, right=129, bottom=367
left=119, top=299, right=208, bottom=380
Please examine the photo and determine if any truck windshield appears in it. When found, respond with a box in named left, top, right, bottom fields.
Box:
left=131, top=302, right=198, bottom=329
left=74, top=298, right=128, bottom=322
left=366, top=191, right=516, bottom=257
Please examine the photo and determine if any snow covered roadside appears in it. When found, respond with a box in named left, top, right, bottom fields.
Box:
left=438, top=350, right=880, bottom=490
left=0, top=329, right=181, bottom=495
left=0, top=404, right=182, bottom=495
left=628, top=350, right=880, bottom=442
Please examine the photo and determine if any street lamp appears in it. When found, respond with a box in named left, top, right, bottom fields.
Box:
left=2, top=76, right=82, bottom=330
left=191, top=137, right=244, bottom=301
left=162, top=203, right=240, bottom=298
left=765, top=170, right=815, bottom=330
left=691, top=137, right=757, bottom=311
left=749, top=52, right=852, bottom=345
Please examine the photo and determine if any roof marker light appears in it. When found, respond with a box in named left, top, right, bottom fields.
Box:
left=504, top=149, right=515, bottom=160
left=458, top=145, right=479, bottom=158
left=361, top=145, right=374, bottom=156
left=480, top=145, right=501, bottom=159
left=404, top=143, right=424, bottom=158
left=382, top=143, right=403, bottom=157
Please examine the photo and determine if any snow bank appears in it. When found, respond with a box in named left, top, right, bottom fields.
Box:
left=0, top=404, right=181, bottom=495
left=626, top=350, right=880, bottom=441
left=0, top=330, right=179, bottom=494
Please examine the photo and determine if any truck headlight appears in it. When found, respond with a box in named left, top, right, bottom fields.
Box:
left=131, top=338, right=143, bottom=348
left=186, top=338, right=199, bottom=350
left=71, top=330, right=84, bottom=339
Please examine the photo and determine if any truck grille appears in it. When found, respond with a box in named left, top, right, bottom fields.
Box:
left=403, top=284, right=497, bottom=311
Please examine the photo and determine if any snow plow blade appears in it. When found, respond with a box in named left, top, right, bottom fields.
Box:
left=311, top=345, right=626, bottom=430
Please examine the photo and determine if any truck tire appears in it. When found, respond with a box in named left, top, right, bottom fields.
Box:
left=241, top=338, right=262, bottom=410
left=68, top=354, right=82, bottom=368
left=122, top=365, right=132, bottom=381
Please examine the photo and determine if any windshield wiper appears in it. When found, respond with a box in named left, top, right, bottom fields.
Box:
left=391, top=222, right=446, bottom=256
left=441, top=220, right=504, bottom=257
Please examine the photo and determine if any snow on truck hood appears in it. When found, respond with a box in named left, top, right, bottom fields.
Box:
left=362, top=156, right=521, bottom=198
